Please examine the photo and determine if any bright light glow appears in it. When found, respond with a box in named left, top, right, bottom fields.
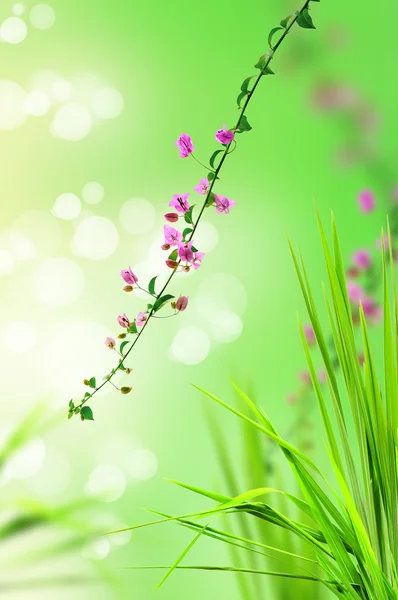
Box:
left=35, top=257, right=84, bottom=306
left=82, top=181, right=104, bottom=205
left=9, top=232, right=36, bottom=260
left=0, top=81, right=27, bottom=130
left=23, top=89, right=51, bottom=116
left=3, top=321, right=37, bottom=354
left=119, top=198, right=156, bottom=235
left=28, top=448, right=71, bottom=496
left=0, top=17, right=27, bottom=44
left=10, top=210, right=61, bottom=257
left=208, top=310, right=243, bottom=343
left=127, top=449, right=158, bottom=481
left=91, top=87, right=124, bottom=119
left=0, top=250, right=14, bottom=274
left=195, top=219, right=219, bottom=253
left=51, top=103, right=92, bottom=141
left=72, top=216, right=119, bottom=260
left=85, top=465, right=126, bottom=502
left=4, top=439, right=46, bottom=480
left=81, top=538, right=110, bottom=560
left=170, top=327, right=211, bottom=365
left=195, top=273, right=247, bottom=318
left=12, top=4, right=25, bottom=16
left=29, top=3, right=56, bottom=29
left=50, top=78, right=72, bottom=101
left=52, top=192, right=81, bottom=220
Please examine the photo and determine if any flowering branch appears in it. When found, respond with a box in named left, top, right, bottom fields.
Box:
left=68, top=0, right=320, bottom=422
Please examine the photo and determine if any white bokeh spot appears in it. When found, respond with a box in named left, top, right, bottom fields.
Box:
left=52, top=103, right=92, bottom=141
left=12, top=4, right=25, bottom=16
left=82, top=181, right=104, bottom=205
left=0, top=81, right=27, bottom=130
left=208, top=310, right=243, bottom=343
left=119, top=198, right=156, bottom=235
left=91, top=87, right=124, bottom=119
left=35, top=257, right=84, bottom=306
left=3, top=321, right=37, bottom=354
left=0, top=250, right=14, bottom=274
left=85, top=465, right=126, bottom=502
left=4, top=439, right=46, bottom=480
left=72, top=216, right=119, bottom=260
left=29, top=4, right=56, bottom=30
left=23, top=90, right=51, bottom=116
left=170, top=327, right=211, bottom=365
left=0, top=17, right=27, bottom=44
left=52, top=192, right=81, bottom=220
left=128, top=449, right=158, bottom=481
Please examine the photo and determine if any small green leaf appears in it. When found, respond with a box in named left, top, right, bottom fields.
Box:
left=280, top=14, right=293, bottom=28
left=153, top=294, right=175, bottom=312
left=68, top=411, right=73, bottom=419
left=236, top=90, right=248, bottom=108
left=119, top=360, right=126, bottom=371
left=240, top=76, right=255, bottom=94
left=69, top=400, right=75, bottom=409
left=268, top=26, right=283, bottom=48
left=192, top=246, right=198, bottom=253
left=184, top=206, right=195, bottom=225
left=236, top=115, right=252, bottom=133
left=209, top=149, right=224, bottom=170
left=127, top=322, right=138, bottom=334
left=147, top=303, right=153, bottom=310
left=207, top=172, right=215, bottom=182
left=148, top=276, right=158, bottom=296
left=205, top=192, right=215, bottom=208
left=88, top=377, right=96, bottom=389
left=254, top=54, right=275, bottom=74
left=296, top=8, right=315, bottom=29
left=81, top=406, right=94, bottom=421
left=183, top=228, right=193, bottom=239
left=120, top=341, right=130, bottom=355
left=168, top=248, right=178, bottom=261
left=84, top=392, right=91, bottom=399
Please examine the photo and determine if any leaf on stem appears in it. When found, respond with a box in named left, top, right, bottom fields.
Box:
left=120, top=341, right=130, bottom=355
left=88, top=377, right=96, bottom=389
left=254, top=54, right=275, bottom=74
left=81, top=406, right=94, bottom=421
left=153, top=294, right=175, bottom=312
left=296, top=8, right=316, bottom=29
left=268, top=26, right=283, bottom=48
left=209, top=149, right=224, bottom=170
left=184, top=206, right=195, bottom=225
left=148, top=276, right=158, bottom=296
left=236, top=115, right=252, bottom=133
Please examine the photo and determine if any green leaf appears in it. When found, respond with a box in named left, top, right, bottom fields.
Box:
left=168, top=248, right=178, bottom=261
left=296, top=8, right=316, bottom=29
left=153, top=294, right=175, bottom=312
left=120, top=341, right=130, bottom=355
left=127, top=322, right=138, bottom=334
left=236, top=90, right=248, bottom=109
left=240, top=76, right=255, bottom=93
left=67, top=411, right=73, bottom=419
left=268, top=26, right=283, bottom=48
left=254, top=54, right=275, bottom=74
left=236, top=115, right=252, bottom=133
left=184, top=206, right=195, bottom=225
left=81, top=406, right=94, bottom=421
left=209, top=149, right=224, bottom=170
left=280, top=14, right=293, bottom=28
left=69, top=400, right=74, bottom=410
left=84, top=392, right=91, bottom=398
left=88, top=377, right=96, bottom=389
left=207, top=172, right=215, bottom=182
left=148, top=276, right=157, bottom=296
left=183, top=228, right=193, bottom=239
left=205, top=192, right=215, bottom=208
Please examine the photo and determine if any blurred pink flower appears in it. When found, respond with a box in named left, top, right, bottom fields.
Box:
left=176, top=296, right=189, bottom=312
left=105, top=337, right=116, bottom=349
left=215, top=125, right=235, bottom=145
left=347, top=281, right=365, bottom=304
left=304, top=324, right=316, bottom=345
left=121, top=267, right=138, bottom=285
left=318, top=369, right=326, bottom=384
left=358, top=189, right=375, bottom=213
left=169, top=193, right=190, bottom=214
left=163, top=225, right=182, bottom=247
left=194, top=178, right=210, bottom=195
left=136, top=312, right=147, bottom=327
left=352, top=249, right=371, bottom=270
left=376, top=234, right=390, bottom=250
left=299, top=370, right=311, bottom=385
left=286, top=392, right=297, bottom=405
left=174, top=133, right=194, bottom=158
left=117, top=313, right=131, bottom=328
left=214, top=194, right=236, bottom=215
left=361, top=298, right=383, bottom=323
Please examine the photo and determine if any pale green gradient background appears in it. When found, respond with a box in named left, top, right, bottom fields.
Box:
left=0, top=0, right=396, bottom=598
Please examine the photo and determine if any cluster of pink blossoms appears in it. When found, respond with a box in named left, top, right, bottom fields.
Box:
left=103, top=129, right=237, bottom=353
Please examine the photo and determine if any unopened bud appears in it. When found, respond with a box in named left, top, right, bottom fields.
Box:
left=125, top=368, right=133, bottom=375
left=118, top=333, right=127, bottom=339
left=120, top=386, right=132, bottom=394
left=166, top=259, right=179, bottom=269
left=83, top=379, right=90, bottom=386
left=176, top=295, right=189, bottom=311
left=161, top=244, right=171, bottom=251
left=171, top=302, right=176, bottom=309
left=182, top=265, right=190, bottom=272
left=123, top=285, right=133, bottom=292
left=165, top=212, right=179, bottom=223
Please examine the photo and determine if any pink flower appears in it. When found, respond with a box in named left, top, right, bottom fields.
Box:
left=347, top=281, right=365, bottom=304
left=194, top=178, right=210, bottom=196
left=117, top=313, right=130, bottom=328
left=361, top=298, right=383, bottom=323
left=164, top=225, right=182, bottom=247
left=105, top=337, right=116, bottom=349
left=286, top=392, right=297, bottom=405
left=299, top=370, right=311, bottom=385
left=304, top=325, right=316, bottom=345
left=376, top=234, right=390, bottom=250
left=121, top=267, right=138, bottom=285
left=215, top=124, right=235, bottom=145
left=353, top=249, right=371, bottom=270
left=136, top=312, right=147, bottom=327
left=178, top=241, right=194, bottom=263
left=169, top=193, right=190, bottom=214
left=174, top=133, right=194, bottom=158
left=214, top=194, right=236, bottom=214
left=165, top=212, right=179, bottom=223
left=176, top=295, right=189, bottom=312
left=192, top=251, right=204, bottom=270
left=318, top=369, right=326, bottom=384
left=358, top=189, right=375, bottom=213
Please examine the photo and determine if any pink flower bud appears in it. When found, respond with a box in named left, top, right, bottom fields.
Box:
left=358, top=189, right=375, bottom=213
left=165, top=212, right=179, bottom=223
left=176, top=295, right=189, bottom=312
left=303, top=325, right=316, bottom=345
left=105, top=337, right=116, bottom=349
left=117, top=313, right=130, bottom=328
left=352, top=249, right=371, bottom=270
left=215, top=124, right=235, bottom=145
left=166, top=259, right=179, bottom=269
left=121, top=267, right=138, bottom=285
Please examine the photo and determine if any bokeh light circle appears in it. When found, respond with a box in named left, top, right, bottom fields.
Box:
left=0, top=81, right=27, bottom=130
left=170, top=327, right=211, bottom=365
left=195, top=273, right=247, bottom=318
left=4, top=439, right=46, bottom=480
left=52, top=103, right=92, bottom=141
left=0, top=17, right=27, bottom=44
left=0, top=250, right=14, bottom=275
left=23, top=89, right=51, bottom=116
left=119, top=198, right=156, bottom=235
left=72, top=216, right=119, bottom=260
left=12, top=4, right=25, bottom=16
left=82, top=181, right=104, bottom=205
left=127, top=449, right=158, bottom=481
left=10, top=210, right=61, bottom=257
left=85, top=465, right=126, bottom=502
left=35, top=257, right=84, bottom=306
left=208, top=310, right=243, bottom=343
left=3, top=321, right=37, bottom=354
left=29, top=4, right=56, bottom=30
left=52, top=192, right=81, bottom=220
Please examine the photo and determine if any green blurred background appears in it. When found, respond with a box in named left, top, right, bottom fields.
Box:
left=0, top=0, right=396, bottom=597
